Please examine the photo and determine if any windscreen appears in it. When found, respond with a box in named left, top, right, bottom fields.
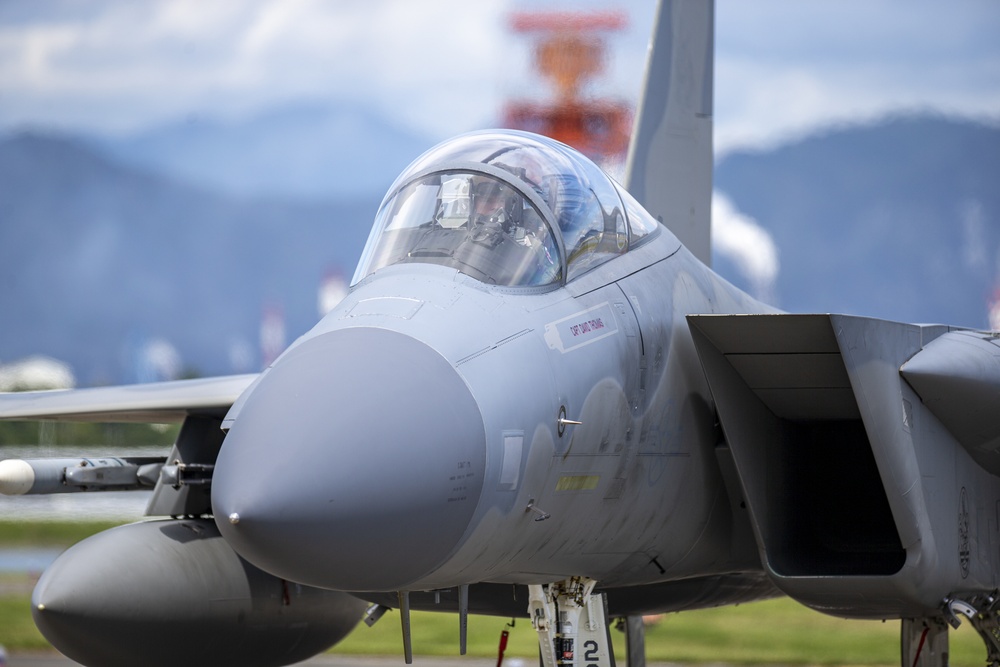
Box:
left=356, top=171, right=561, bottom=287
left=353, top=130, right=649, bottom=287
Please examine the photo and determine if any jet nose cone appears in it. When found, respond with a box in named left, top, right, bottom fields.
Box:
left=212, top=327, right=486, bottom=591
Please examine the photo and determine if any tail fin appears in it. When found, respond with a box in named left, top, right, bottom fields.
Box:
left=624, top=0, right=714, bottom=266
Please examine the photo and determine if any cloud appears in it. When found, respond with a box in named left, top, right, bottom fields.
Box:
left=712, top=191, right=779, bottom=304
left=0, top=0, right=997, bottom=149
left=0, top=0, right=507, bottom=135
left=713, top=0, right=1000, bottom=153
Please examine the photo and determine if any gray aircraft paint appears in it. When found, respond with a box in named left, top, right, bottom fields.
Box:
left=210, top=193, right=774, bottom=590
left=32, top=519, right=365, bottom=667
left=2, top=1, right=1000, bottom=666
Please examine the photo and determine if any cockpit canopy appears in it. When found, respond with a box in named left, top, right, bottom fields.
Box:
left=352, top=130, right=659, bottom=288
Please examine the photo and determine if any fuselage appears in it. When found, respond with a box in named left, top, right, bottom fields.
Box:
left=213, top=220, right=774, bottom=593
left=210, top=128, right=779, bottom=599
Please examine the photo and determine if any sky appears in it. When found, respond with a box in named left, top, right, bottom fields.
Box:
left=0, top=0, right=997, bottom=314
left=0, top=0, right=997, bottom=156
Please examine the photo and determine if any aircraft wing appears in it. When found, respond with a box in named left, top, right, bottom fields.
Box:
left=687, top=312, right=1000, bottom=619
left=0, top=374, right=257, bottom=423
left=687, top=313, right=1000, bottom=476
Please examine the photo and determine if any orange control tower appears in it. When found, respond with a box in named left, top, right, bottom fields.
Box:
left=502, top=10, right=632, bottom=165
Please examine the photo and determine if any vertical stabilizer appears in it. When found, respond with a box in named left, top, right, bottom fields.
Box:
left=624, top=0, right=714, bottom=266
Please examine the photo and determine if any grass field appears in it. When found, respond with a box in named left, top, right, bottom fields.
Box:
left=329, top=600, right=988, bottom=666
left=0, top=520, right=126, bottom=546
left=0, top=520, right=989, bottom=664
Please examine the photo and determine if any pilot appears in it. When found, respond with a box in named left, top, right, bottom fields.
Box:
left=472, top=178, right=521, bottom=232
left=476, top=177, right=560, bottom=283
left=436, top=175, right=523, bottom=233
left=441, top=173, right=559, bottom=285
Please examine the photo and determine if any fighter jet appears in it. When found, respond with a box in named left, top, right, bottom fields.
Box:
left=2, top=1, right=999, bottom=667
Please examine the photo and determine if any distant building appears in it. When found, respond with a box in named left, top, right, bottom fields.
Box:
left=989, top=288, right=1000, bottom=331
left=318, top=270, right=349, bottom=318
left=0, top=356, right=75, bottom=391
left=261, top=302, right=286, bottom=369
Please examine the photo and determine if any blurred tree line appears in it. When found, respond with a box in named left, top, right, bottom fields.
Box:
left=0, top=421, right=180, bottom=447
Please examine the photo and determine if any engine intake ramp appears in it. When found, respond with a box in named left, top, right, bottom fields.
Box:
left=688, top=313, right=1000, bottom=620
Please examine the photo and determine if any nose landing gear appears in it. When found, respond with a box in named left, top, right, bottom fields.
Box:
left=528, top=577, right=615, bottom=667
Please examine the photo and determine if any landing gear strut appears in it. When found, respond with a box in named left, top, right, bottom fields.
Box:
left=900, top=591, right=1000, bottom=667
left=528, top=577, right=615, bottom=667
left=900, top=617, right=948, bottom=667
left=942, top=591, right=1000, bottom=667
left=623, top=616, right=645, bottom=667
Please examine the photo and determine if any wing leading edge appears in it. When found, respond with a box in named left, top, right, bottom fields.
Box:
left=0, top=374, right=257, bottom=423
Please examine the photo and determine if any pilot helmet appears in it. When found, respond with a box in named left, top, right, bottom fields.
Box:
left=471, top=176, right=522, bottom=231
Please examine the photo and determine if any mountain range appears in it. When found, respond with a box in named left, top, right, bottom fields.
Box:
left=0, top=105, right=997, bottom=386
left=714, top=114, right=1000, bottom=328
left=90, top=101, right=437, bottom=200
left=0, top=129, right=376, bottom=385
